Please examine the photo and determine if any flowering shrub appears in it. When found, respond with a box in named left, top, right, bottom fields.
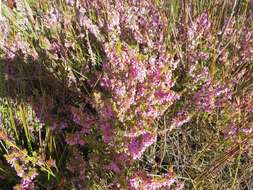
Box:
left=0, top=0, right=253, bottom=189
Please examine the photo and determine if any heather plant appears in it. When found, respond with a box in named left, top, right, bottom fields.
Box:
left=0, top=0, right=253, bottom=189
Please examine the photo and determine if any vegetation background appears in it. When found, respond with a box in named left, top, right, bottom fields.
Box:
left=0, top=0, right=253, bottom=189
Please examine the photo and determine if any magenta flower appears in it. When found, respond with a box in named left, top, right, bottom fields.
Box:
left=128, top=132, right=157, bottom=160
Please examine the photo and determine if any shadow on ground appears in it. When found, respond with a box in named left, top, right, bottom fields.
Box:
left=0, top=50, right=90, bottom=188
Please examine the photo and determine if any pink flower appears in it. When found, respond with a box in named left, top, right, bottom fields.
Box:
left=170, top=111, right=191, bottom=130
left=128, top=132, right=157, bottom=160
left=129, top=171, right=178, bottom=190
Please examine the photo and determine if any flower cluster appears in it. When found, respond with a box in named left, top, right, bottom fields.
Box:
left=193, top=82, right=232, bottom=112
left=65, top=0, right=180, bottom=186
left=5, top=149, right=38, bottom=190
left=129, top=171, right=183, bottom=190
left=83, top=1, right=180, bottom=161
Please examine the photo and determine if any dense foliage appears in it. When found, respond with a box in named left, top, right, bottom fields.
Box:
left=0, top=0, right=253, bottom=189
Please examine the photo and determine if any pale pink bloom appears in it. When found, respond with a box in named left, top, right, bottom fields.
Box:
left=128, top=132, right=157, bottom=160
